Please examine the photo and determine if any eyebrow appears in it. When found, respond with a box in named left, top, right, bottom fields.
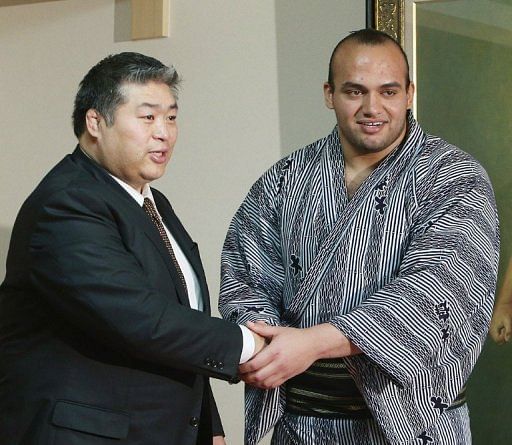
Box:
left=137, top=102, right=178, bottom=111
left=341, top=81, right=403, bottom=90
left=341, top=82, right=365, bottom=90
left=381, top=82, right=402, bottom=89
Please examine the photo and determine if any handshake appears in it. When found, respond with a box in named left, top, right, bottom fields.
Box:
left=240, top=321, right=360, bottom=390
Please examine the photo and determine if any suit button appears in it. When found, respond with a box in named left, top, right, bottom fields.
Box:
left=229, top=375, right=241, bottom=384
left=211, top=360, right=218, bottom=368
left=204, top=358, right=212, bottom=366
left=218, top=361, right=224, bottom=370
left=189, top=416, right=200, bottom=427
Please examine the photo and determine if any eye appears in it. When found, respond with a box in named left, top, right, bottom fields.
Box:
left=143, top=114, right=155, bottom=121
left=382, top=90, right=397, bottom=97
left=167, top=115, right=177, bottom=122
left=346, top=89, right=363, bottom=96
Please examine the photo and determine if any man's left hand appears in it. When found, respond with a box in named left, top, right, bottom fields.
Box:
left=213, top=435, right=226, bottom=445
left=239, top=322, right=361, bottom=389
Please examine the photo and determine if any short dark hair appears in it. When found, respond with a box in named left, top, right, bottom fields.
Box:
left=72, top=52, right=180, bottom=138
left=327, top=28, right=410, bottom=90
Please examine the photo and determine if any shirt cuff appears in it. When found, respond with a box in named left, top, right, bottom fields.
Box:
left=238, top=325, right=255, bottom=364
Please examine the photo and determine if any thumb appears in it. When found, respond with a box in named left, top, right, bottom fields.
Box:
left=247, top=321, right=277, bottom=337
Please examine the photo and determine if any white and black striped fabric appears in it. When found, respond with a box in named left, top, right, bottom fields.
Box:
left=219, top=113, right=499, bottom=444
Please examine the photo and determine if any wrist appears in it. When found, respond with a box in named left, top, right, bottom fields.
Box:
left=305, top=323, right=348, bottom=360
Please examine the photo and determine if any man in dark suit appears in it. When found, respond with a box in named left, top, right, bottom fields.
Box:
left=0, top=52, right=262, bottom=445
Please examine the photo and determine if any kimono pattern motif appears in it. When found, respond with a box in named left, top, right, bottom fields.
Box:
left=220, top=114, right=499, bottom=444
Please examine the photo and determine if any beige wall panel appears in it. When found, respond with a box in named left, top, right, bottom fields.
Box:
left=131, top=0, right=170, bottom=40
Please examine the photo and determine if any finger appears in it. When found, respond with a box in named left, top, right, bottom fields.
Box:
left=489, top=329, right=501, bottom=343
left=245, top=374, right=281, bottom=390
left=248, top=380, right=277, bottom=390
left=247, top=321, right=277, bottom=337
left=490, top=320, right=504, bottom=338
left=246, top=367, right=288, bottom=389
left=241, top=360, right=281, bottom=386
left=492, top=328, right=505, bottom=345
left=242, top=356, right=296, bottom=389
left=239, top=346, right=276, bottom=373
left=259, top=371, right=286, bottom=389
left=254, top=373, right=287, bottom=390
left=503, top=318, right=512, bottom=341
left=240, top=369, right=269, bottom=386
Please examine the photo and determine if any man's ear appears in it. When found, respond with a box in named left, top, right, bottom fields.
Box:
left=406, top=82, right=415, bottom=110
left=85, top=109, right=102, bottom=138
left=323, top=82, right=334, bottom=109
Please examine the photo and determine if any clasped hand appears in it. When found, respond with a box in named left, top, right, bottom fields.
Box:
left=240, top=321, right=360, bottom=389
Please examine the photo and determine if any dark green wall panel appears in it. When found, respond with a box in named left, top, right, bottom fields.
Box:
left=417, top=17, right=512, bottom=444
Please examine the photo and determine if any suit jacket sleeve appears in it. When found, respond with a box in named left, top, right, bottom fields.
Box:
left=28, top=185, right=242, bottom=381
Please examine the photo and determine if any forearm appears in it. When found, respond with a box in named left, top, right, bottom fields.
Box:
left=239, top=322, right=361, bottom=389
left=309, top=323, right=362, bottom=360
left=490, top=257, right=512, bottom=343
left=494, top=257, right=512, bottom=307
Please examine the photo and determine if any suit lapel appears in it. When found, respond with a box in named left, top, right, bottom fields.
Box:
left=152, top=191, right=210, bottom=313
left=141, top=208, right=191, bottom=308
left=71, top=147, right=192, bottom=308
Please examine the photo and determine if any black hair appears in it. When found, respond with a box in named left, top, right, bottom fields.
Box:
left=72, top=52, right=180, bottom=138
left=327, top=28, right=410, bottom=90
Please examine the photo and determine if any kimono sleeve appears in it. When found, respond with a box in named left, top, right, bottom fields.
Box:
left=330, top=157, right=499, bottom=442
left=219, top=162, right=287, bottom=326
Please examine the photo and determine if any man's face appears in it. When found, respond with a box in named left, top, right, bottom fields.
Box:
left=324, top=41, right=414, bottom=159
left=92, top=81, right=178, bottom=192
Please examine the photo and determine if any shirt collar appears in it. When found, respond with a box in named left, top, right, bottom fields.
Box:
left=109, top=175, right=154, bottom=207
left=78, top=145, right=156, bottom=207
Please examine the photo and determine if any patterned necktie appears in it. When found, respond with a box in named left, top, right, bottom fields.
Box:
left=143, top=198, right=188, bottom=297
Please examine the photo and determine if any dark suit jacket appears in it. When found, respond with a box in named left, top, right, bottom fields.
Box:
left=0, top=147, right=242, bottom=445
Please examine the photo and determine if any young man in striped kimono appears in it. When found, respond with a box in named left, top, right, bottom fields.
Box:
left=219, top=29, right=499, bottom=444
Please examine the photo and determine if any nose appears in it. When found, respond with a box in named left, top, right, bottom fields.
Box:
left=152, top=118, right=169, bottom=141
left=362, top=91, right=381, bottom=117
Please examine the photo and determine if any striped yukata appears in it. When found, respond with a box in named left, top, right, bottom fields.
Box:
left=219, top=113, right=499, bottom=444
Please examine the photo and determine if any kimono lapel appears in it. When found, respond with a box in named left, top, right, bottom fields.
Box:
left=283, top=113, right=427, bottom=326
left=319, top=129, right=347, bottom=234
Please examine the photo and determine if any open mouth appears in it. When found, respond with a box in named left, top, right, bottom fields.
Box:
left=358, top=121, right=386, bottom=133
left=358, top=120, right=385, bottom=127
left=149, top=151, right=168, bottom=164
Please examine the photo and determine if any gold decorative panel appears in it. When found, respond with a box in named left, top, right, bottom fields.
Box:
left=374, top=0, right=404, bottom=46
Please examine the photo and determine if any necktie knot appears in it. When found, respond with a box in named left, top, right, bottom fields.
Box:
left=143, top=198, right=160, bottom=222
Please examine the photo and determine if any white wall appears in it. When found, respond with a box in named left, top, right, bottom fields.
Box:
left=0, top=1, right=364, bottom=442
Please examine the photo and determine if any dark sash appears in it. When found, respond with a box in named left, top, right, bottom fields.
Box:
left=286, top=359, right=372, bottom=419
left=285, top=359, right=467, bottom=419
